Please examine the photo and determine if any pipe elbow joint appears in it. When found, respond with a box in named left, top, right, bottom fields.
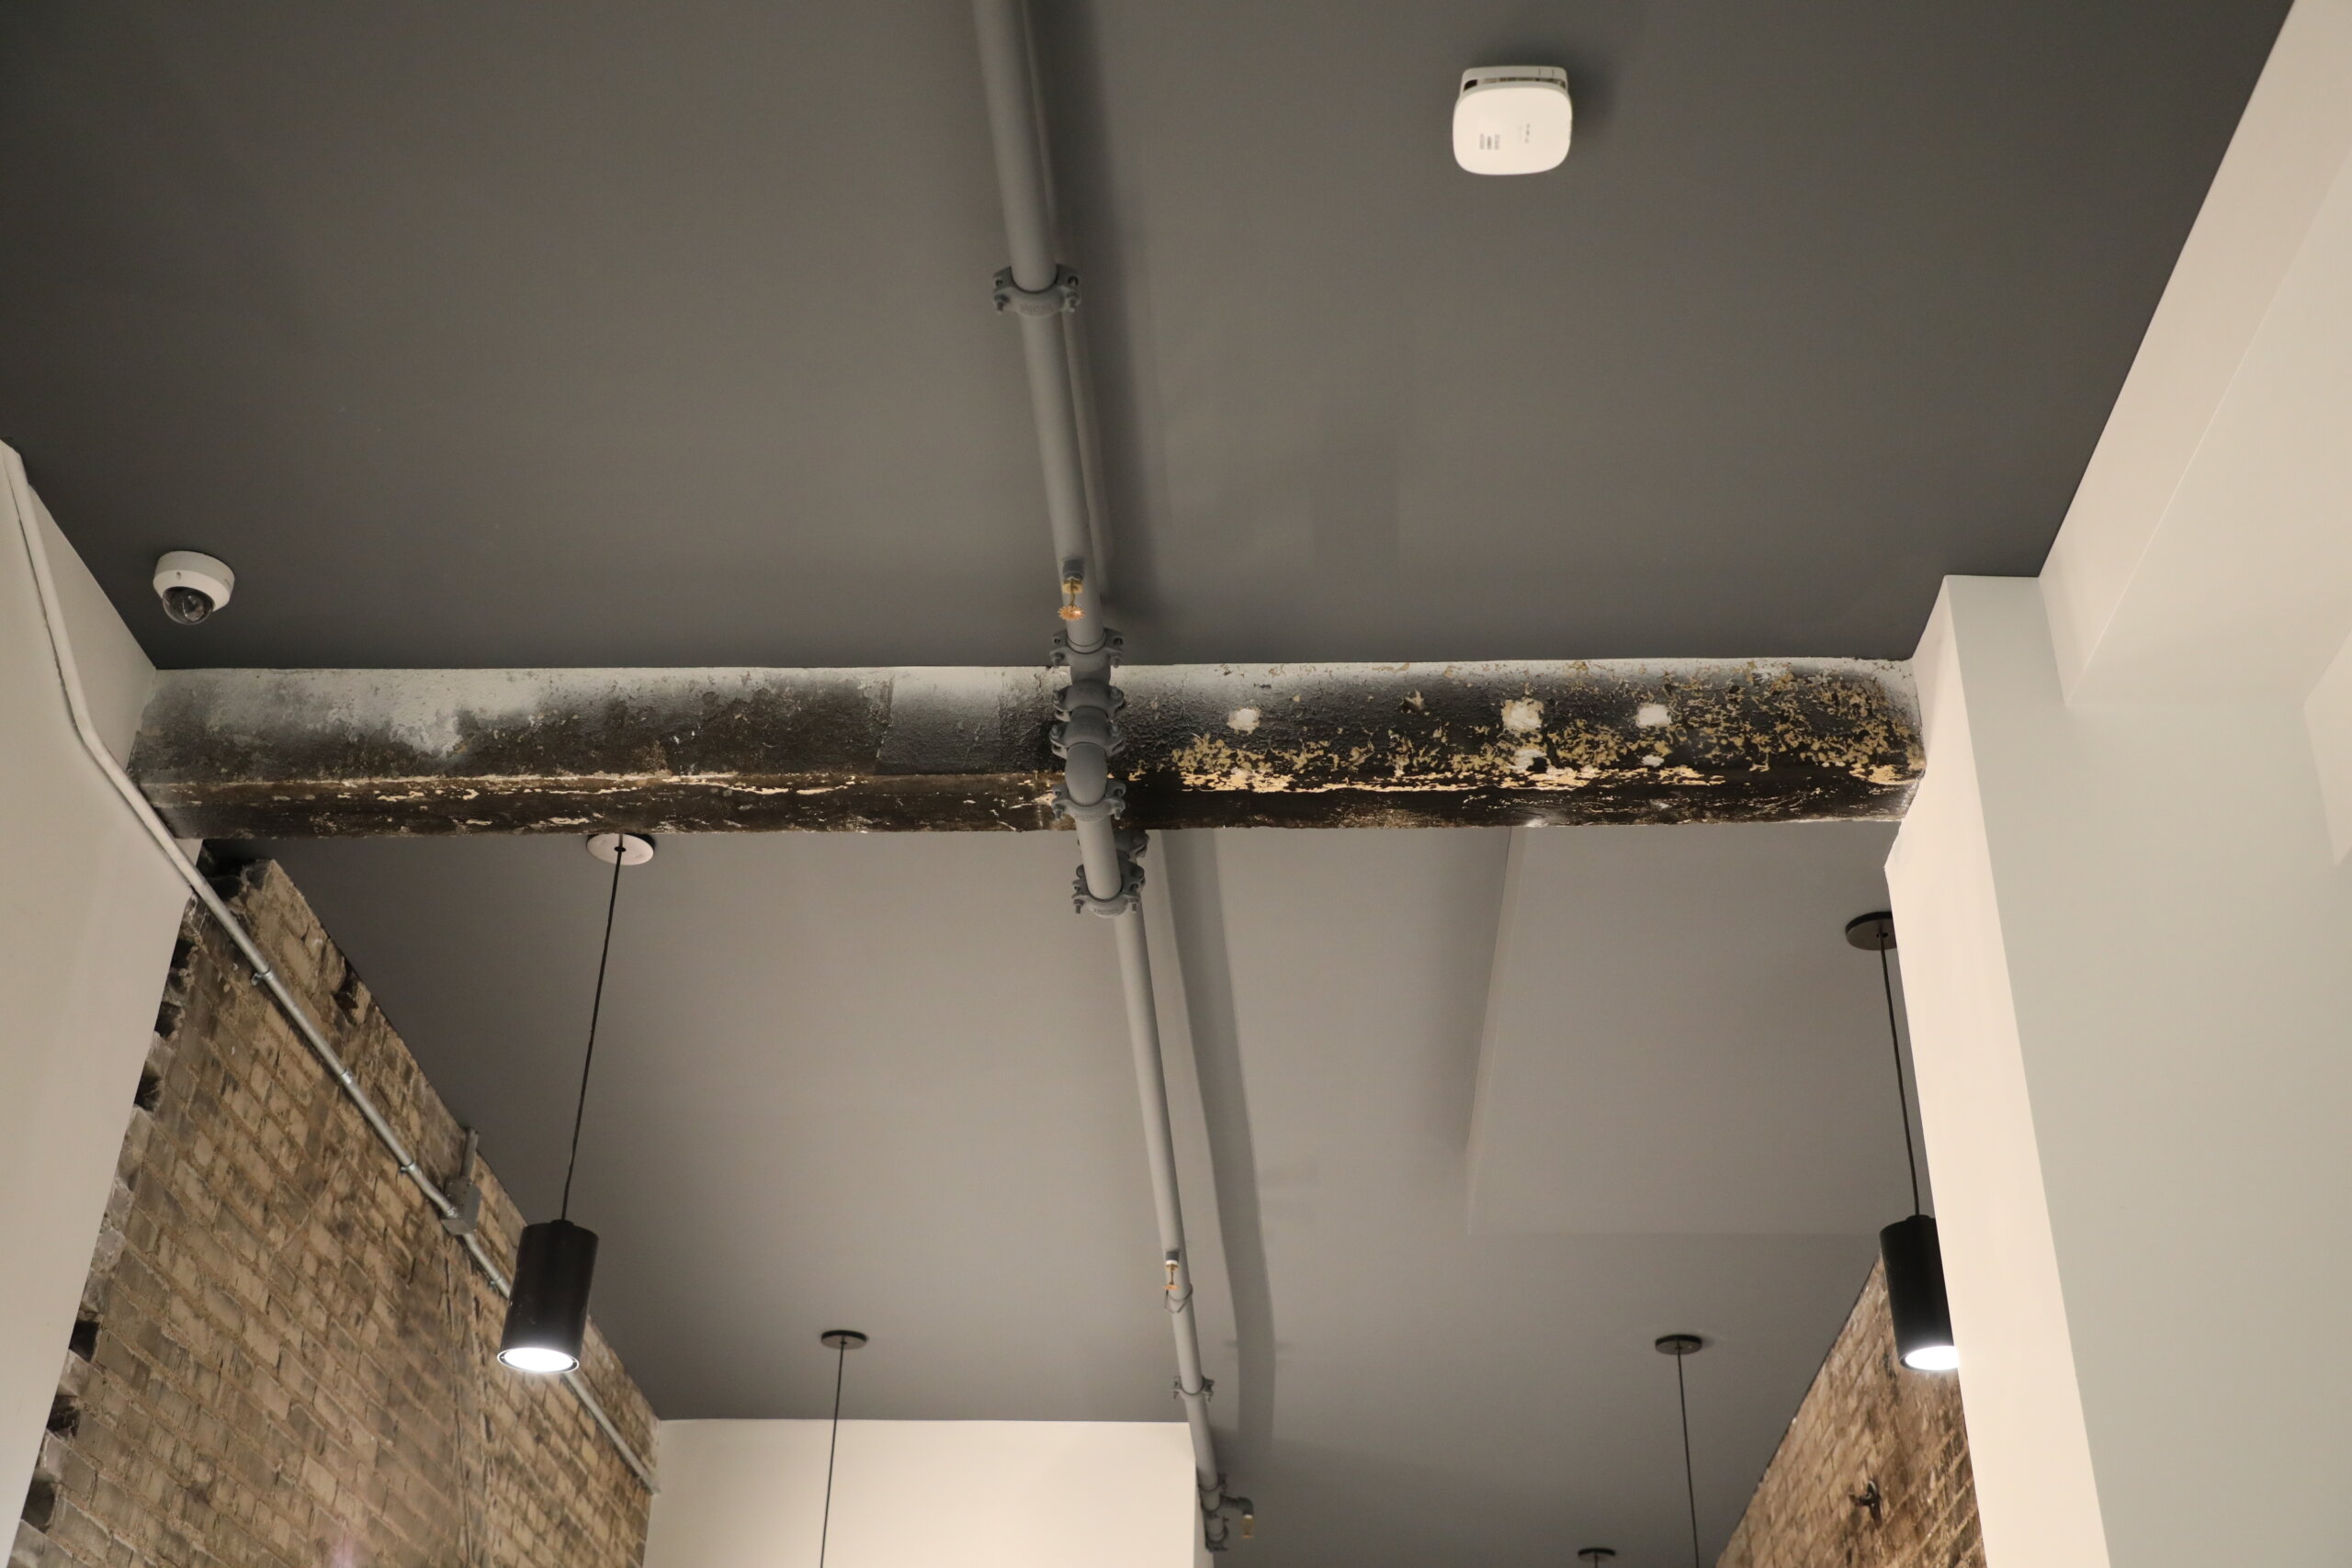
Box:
left=1063, top=744, right=1111, bottom=805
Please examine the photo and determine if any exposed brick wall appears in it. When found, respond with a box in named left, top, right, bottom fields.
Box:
left=1718, top=1262, right=1981, bottom=1568
left=13, top=861, right=654, bottom=1568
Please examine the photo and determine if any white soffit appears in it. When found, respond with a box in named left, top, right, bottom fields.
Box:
left=1467, top=822, right=1907, bottom=1235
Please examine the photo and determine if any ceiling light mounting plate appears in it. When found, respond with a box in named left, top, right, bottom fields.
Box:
left=585, top=832, right=655, bottom=866
left=820, top=1329, right=869, bottom=1351
left=1654, top=1333, right=1704, bottom=1357
left=1845, top=911, right=1896, bottom=952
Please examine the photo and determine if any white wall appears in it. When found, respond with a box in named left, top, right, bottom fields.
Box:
left=1885, top=7, right=2352, bottom=1562
left=645, top=1420, right=1198, bottom=1568
left=2037, top=0, right=2352, bottom=706
left=0, top=451, right=190, bottom=1518
left=2030, top=0, right=2352, bottom=849
left=1883, top=591, right=2108, bottom=1568
left=2306, top=633, right=2352, bottom=857
left=1891, top=580, right=2352, bottom=1568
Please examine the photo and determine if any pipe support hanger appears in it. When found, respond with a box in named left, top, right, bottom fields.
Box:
left=993, top=265, right=1081, bottom=317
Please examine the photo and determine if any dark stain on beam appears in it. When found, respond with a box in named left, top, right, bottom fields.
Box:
left=1121, top=661, right=1919, bottom=828
left=130, top=661, right=1921, bottom=837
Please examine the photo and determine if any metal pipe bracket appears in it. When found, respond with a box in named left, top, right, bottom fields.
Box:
left=1048, top=626, right=1124, bottom=668
left=992, top=264, right=1080, bottom=317
left=1051, top=779, right=1126, bottom=823
left=1053, top=679, right=1125, bottom=721
left=1070, top=852, right=1145, bottom=917
left=1049, top=710, right=1126, bottom=761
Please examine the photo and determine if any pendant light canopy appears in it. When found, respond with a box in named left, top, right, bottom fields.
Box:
left=499, top=832, right=650, bottom=1374
left=1655, top=1334, right=1705, bottom=1568
left=817, top=1329, right=868, bottom=1568
left=1846, top=912, right=1958, bottom=1373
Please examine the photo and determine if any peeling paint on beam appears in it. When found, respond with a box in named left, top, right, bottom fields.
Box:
left=130, top=660, right=1922, bottom=837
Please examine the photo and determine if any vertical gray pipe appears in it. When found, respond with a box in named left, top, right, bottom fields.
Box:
left=1021, top=321, right=1105, bottom=639
left=973, top=0, right=1104, bottom=641
left=972, top=4, right=1057, bottom=293
left=970, top=0, right=1232, bottom=1531
left=1114, top=912, right=1222, bottom=1491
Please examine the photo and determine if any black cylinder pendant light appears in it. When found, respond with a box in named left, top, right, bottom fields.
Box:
left=500, top=1218, right=600, bottom=1373
left=500, top=832, right=650, bottom=1374
left=1846, top=912, right=1957, bottom=1372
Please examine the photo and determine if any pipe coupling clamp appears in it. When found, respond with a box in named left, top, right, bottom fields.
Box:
left=1071, top=852, right=1145, bottom=917
left=1049, top=626, right=1124, bottom=668
left=992, top=265, right=1080, bottom=317
left=1050, top=710, right=1126, bottom=759
left=1054, top=679, right=1125, bottom=721
left=1052, top=780, right=1126, bottom=823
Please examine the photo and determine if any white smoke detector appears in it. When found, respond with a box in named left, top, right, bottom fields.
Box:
left=1453, top=66, right=1572, bottom=175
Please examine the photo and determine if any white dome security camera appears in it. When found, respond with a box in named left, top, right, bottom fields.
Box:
left=153, top=550, right=235, bottom=625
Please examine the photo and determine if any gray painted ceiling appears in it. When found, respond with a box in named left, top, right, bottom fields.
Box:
left=8, top=4, right=2287, bottom=1562
left=266, top=821, right=1902, bottom=1567
left=0, top=0, right=2286, bottom=668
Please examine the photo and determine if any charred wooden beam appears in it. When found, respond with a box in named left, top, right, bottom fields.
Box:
left=129, top=660, right=1922, bottom=837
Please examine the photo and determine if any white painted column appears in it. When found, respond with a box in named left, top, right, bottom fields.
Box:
left=0, top=455, right=189, bottom=1521
left=1890, top=7, right=2352, bottom=1561
left=1889, top=578, right=2352, bottom=1568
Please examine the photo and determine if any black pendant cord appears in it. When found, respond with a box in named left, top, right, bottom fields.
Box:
left=1674, top=1351, right=1701, bottom=1568
left=1879, top=942, right=1923, bottom=1217
left=559, top=841, right=628, bottom=1223
left=818, top=1337, right=849, bottom=1568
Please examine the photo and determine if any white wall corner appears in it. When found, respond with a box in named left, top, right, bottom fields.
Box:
left=1906, top=587, right=1960, bottom=754
left=6, top=446, right=156, bottom=764
left=2039, top=0, right=2352, bottom=701
left=1883, top=578, right=2112, bottom=1568
left=0, top=447, right=188, bottom=1529
left=2304, top=627, right=2352, bottom=861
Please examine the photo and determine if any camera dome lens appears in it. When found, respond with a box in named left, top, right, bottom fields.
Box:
left=162, top=585, right=213, bottom=625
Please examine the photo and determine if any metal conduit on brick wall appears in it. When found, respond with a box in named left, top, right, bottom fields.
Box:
left=11, top=861, right=654, bottom=1568
left=1717, top=1262, right=1983, bottom=1568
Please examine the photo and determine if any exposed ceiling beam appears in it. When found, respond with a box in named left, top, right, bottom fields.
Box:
left=130, top=660, right=1922, bottom=838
